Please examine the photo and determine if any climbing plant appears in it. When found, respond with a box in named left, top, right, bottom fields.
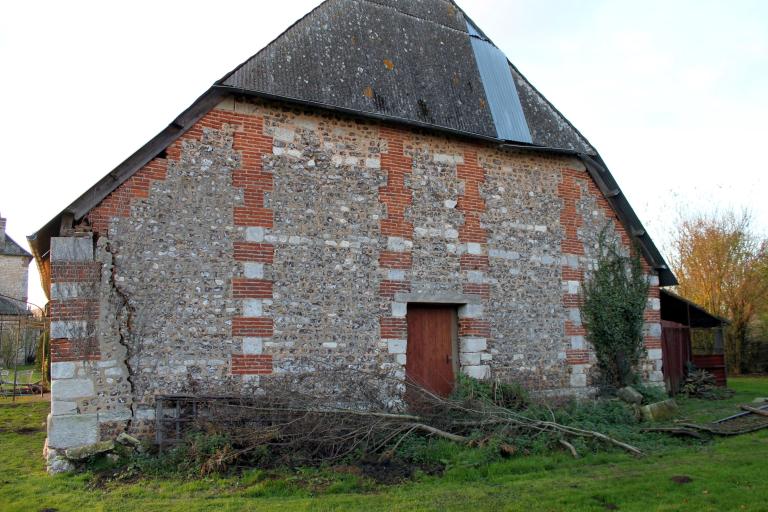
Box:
left=581, top=229, right=650, bottom=390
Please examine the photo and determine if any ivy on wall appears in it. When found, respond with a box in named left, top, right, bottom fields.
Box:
left=581, top=229, right=649, bottom=390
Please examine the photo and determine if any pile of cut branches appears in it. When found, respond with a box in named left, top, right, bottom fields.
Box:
left=171, top=367, right=642, bottom=471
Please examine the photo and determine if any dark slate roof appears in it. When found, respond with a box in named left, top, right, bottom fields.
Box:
left=28, top=0, right=676, bottom=287
left=220, top=0, right=594, bottom=153
left=0, top=296, right=29, bottom=316
left=1, top=234, right=32, bottom=258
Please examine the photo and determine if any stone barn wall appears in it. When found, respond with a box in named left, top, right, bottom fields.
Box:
left=44, top=96, right=662, bottom=465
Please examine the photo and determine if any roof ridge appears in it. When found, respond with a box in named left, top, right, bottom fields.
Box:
left=358, top=0, right=467, bottom=35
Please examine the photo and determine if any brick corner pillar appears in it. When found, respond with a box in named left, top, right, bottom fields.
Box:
left=457, top=148, right=492, bottom=381
left=46, top=234, right=101, bottom=473
left=643, top=274, right=664, bottom=385
left=231, top=113, right=275, bottom=381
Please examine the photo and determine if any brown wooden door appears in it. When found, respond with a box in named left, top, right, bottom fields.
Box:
left=406, top=304, right=456, bottom=397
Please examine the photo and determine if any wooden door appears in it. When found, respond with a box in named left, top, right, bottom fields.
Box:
left=661, top=320, right=691, bottom=394
left=406, top=304, right=456, bottom=397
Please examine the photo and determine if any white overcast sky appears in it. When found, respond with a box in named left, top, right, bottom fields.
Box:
left=1, top=0, right=767, bottom=307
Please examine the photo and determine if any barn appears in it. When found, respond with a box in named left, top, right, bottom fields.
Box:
left=28, top=0, right=676, bottom=470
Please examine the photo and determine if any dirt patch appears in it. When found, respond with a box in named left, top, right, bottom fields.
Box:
left=0, top=426, right=44, bottom=435
left=671, top=475, right=693, bottom=484
left=353, top=458, right=444, bottom=485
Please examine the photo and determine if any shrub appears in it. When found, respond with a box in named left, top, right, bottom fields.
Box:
left=450, top=374, right=528, bottom=410
left=581, top=229, right=650, bottom=390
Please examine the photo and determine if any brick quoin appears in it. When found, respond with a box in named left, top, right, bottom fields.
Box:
left=50, top=262, right=101, bottom=283
left=558, top=166, right=661, bottom=377
left=231, top=354, right=274, bottom=375
left=460, top=254, right=489, bottom=271
left=380, top=317, right=407, bottom=339
left=49, top=299, right=99, bottom=321
left=379, top=251, right=412, bottom=270
left=462, top=283, right=490, bottom=299
left=379, top=127, right=414, bottom=239
left=459, top=319, right=490, bottom=337
left=456, top=148, right=488, bottom=244
left=222, top=109, right=276, bottom=376
left=233, top=242, right=275, bottom=263
left=558, top=168, right=586, bottom=257
left=51, top=338, right=100, bottom=362
left=566, top=350, right=590, bottom=365
left=232, top=279, right=273, bottom=298
left=379, top=280, right=410, bottom=299
left=644, top=338, right=662, bottom=349
left=87, top=160, right=168, bottom=234
left=232, top=317, right=274, bottom=337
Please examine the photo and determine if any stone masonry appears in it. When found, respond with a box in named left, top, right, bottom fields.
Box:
left=0, top=213, right=32, bottom=304
left=45, top=96, right=664, bottom=467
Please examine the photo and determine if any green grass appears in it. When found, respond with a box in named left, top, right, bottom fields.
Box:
left=1, top=378, right=767, bottom=511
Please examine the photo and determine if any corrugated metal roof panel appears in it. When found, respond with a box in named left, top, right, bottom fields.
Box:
left=468, top=22, right=531, bottom=143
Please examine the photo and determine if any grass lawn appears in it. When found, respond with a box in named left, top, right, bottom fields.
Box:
left=1, top=377, right=766, bottom=512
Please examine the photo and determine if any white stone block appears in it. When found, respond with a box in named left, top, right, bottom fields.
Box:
left=104, top=367, right=124, bottom=377
left=391, top=302, right=407, bottom=318
left=466, top=242, right=483, bottom=255
left=459, top=304, right=484, bottom=319
left=460, top=337, right=487, bottom=352
left=467, top=270, right=485, bottom=284
left=97, top=408, right=132, bottom=422
left=51, top=379, right=95, bottom=400
left=649, top=275, right=660, bottom=286
left=648, top=298, right=661, bottom=311
left=568, top=308, right=581, bottom=325
left=366, top=158, right=381, bottom=169
left=243, top=299, right=263, bottom=317
left=244, top=262, right=264, bottom=279
left=570, top=372, right=587, bottom=388
left=443, top=199, right=457, bottom=209
left=567, top=280, right=580, bottom=295
left=433, top=153, right=464, bottom=165
left=649, top=370, right=664, bottom=382
left=460, top=352, right=482, bottom=365
left=51, top=362, right=76, bottom=380
left=322, top=342, right=338, bottom=349
left=272, top=127, right=295, bottom=143
left=51, top=283, right=88, bottom=300
left=444, top=228, right=459, bottom=239
left=480, top=353, right=493, bottom=361
left=570, top=336, right=586, bottom=350
left=47, top=413, right=98, bottom=449
left=462, top=365, right=490, bottom=380
left=646, top=348, right=663, bottom=361
left=50, top=320, right=88, bottom=340
left=50, top=236, right=93, bottom=262
left=245, top=227, right=266, bottom=242
left=243, top=337, right=263, bottom=355
left=387, top=339, right=407, bottom=354
left=51, top=401, right=77, bottom=416
left=387, top=269, right=407, bottom=281
left=134, top=408, right=156, bottom=421
left=488, top=248, right=519, bottom=260
left=513, top=354, right=524, bottom=361
left=646, top=323, right=662, bottom=338
left=387, top=237, right=413, bottom=252
left=395, top=354, right=407, bottom=365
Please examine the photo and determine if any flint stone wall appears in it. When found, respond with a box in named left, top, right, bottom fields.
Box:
left=48, top=96, right=663, bottom=457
